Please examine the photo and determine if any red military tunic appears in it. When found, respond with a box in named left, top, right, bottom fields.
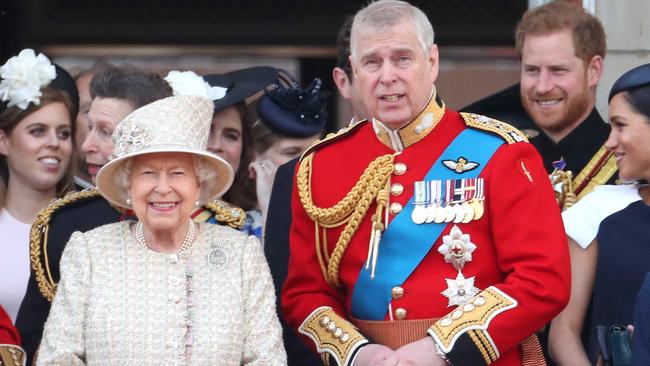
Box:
left=0, top=306, right=25, bottom=366
left=282, top=95, right=570, bottom=365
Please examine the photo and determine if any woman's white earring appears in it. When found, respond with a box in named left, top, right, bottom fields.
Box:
left=195, top=200, right=200, bottom=207
left=126, top=198, right=132, bottom=205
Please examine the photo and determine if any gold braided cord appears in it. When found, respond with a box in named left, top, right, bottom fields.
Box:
left=298, top=153, right=395, bottom=225
left=322, top=226, right=330, bottom=261
left=30, top=189, right=103, bottom=302
left=315, top=223, right=329, bottom=281
left=549, top=169, right=575, bottom=211
left=204, top=199, right=246, bottom=229
left=297, top=152, right=395, bottom=287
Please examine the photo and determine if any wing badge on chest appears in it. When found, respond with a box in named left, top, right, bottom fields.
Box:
left=442, top=157, right=479, bottom=174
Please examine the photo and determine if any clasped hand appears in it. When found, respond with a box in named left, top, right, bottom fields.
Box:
left=353, top=337, right=447, bottom=366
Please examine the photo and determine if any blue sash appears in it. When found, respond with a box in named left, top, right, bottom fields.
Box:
left=350, top=128, right=503, bottom=320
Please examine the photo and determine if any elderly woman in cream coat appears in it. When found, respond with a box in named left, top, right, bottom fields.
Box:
left=37, top=95, right=286, bottom=365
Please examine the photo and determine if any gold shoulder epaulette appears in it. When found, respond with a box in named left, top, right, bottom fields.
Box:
left=300, top=119, right=367, bottom=161
left=460, top=112, right=528, bottom=145
left=30, top=189, right=104, bottom=302
left=203, top=199, right=246, bottom=230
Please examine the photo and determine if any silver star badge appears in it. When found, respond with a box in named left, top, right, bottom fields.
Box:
left=438, top=225, right=477, bottom=271
left=441, top=272, right=480, bottom=307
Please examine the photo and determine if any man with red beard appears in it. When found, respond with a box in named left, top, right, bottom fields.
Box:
left=516, top=1, right=617, bottom=202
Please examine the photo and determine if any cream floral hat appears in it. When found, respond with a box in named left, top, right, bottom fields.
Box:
left=95, top=95, right=233, bottom=208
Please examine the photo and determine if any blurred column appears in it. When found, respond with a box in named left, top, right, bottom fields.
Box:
left=593, top=0, right=650, bottom=115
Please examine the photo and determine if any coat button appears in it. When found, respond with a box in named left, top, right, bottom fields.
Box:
left=390, top=183, right=404, bottom=196
left=391, top=286, right=404, bottom=299
left=389, top=202, right=403, bottom=214
left=394, top=162, right=407, bottom=175
left=440, top=316, right=452, bottom=327
left=339, top=332, right=350, bottom=343
left=395, top=308, right=407, bottom=320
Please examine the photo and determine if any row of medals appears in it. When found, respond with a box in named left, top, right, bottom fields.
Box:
left=411, top=178, right=485, bottom=224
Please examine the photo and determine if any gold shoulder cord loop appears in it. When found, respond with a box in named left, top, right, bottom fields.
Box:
left=30, top=190, right=100, bottom=301
left=298, top=153, right=395, bottom=287
left=204, top=200, right=246, bottom=229
left=366, top=181, right=390, bottom=278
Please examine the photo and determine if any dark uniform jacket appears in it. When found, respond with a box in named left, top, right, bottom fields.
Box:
left=464, top=83, right=617, bottom=200
left=264, top=158, right=321, bottom=366
left=530, top=108, right=615, bottom=183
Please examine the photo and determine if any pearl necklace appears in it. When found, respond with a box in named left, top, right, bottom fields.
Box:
left=135, top=219, right=197, bottom=256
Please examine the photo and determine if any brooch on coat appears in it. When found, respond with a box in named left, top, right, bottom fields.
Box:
left=438, top=225, right=480, bottom=307
left=207, top=243, right=228, bottom=271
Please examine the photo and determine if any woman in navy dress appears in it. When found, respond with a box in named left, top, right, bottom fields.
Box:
left=550, top=63, right=650, bottom=365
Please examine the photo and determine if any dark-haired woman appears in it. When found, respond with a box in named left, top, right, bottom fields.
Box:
left=549, top=63, right=650, bottom=365
left=0, top=49, right=77, bottom=322
left=201, top=68, right=278, bottom=238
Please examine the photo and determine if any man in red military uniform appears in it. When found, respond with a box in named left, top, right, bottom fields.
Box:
left=281, top=1, right=570, bottom=365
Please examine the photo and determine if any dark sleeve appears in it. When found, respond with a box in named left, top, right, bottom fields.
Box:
left=633, top=273, right=650, bottom=366
left=264, top=158, right=321, bottom=365
left=16, top=197, right=120, bottom=365
left=15, top=270, right=50, bottom=365
left=15, top=212, right=74, bottom=365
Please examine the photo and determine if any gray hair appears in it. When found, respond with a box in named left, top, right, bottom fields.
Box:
left=350, top=0, right=435, bottom=60
left=116, top=154, right=217, bottom=206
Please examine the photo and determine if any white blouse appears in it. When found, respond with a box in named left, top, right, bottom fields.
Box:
left=0, top=209, right=31, bottom=323
left=562, top=184, right=641, bottom=249
left=37, top=221, right=286, bottom=365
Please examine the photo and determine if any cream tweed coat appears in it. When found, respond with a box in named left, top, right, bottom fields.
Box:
left=37, top=221, right=286, bottom=365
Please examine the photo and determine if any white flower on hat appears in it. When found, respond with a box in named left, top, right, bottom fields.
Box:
left=164, top=70, right=227, bottom=101
left=0, top=49, right=57, bottom=110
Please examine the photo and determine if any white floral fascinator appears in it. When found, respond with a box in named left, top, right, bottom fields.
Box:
left=0, top=49, right=57, bottom=110
left=164, top=70, right=227, bottom=101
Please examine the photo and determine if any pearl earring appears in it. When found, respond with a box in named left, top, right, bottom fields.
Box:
left=126, top=198, right=132, bottom=205
left=195, top=200, right=200, bottom=207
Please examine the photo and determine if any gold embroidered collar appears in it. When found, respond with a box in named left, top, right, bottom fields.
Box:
left=372, top=89, right=446, bottom=151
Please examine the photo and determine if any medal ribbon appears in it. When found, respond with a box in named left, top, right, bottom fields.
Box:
left=465, top=178, right=475, bottom=201
left=431, top=180, right=439, bottom=206
left=350, top=128, right=504, bottom=320
left=414, top=181, right=426, bottom=205
left=453, top=179, right=463, bottom=203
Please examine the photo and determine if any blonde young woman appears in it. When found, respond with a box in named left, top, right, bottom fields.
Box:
left=37, top=95, right=285, bottom=365
left=0, top=49, right=77, bottom=323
